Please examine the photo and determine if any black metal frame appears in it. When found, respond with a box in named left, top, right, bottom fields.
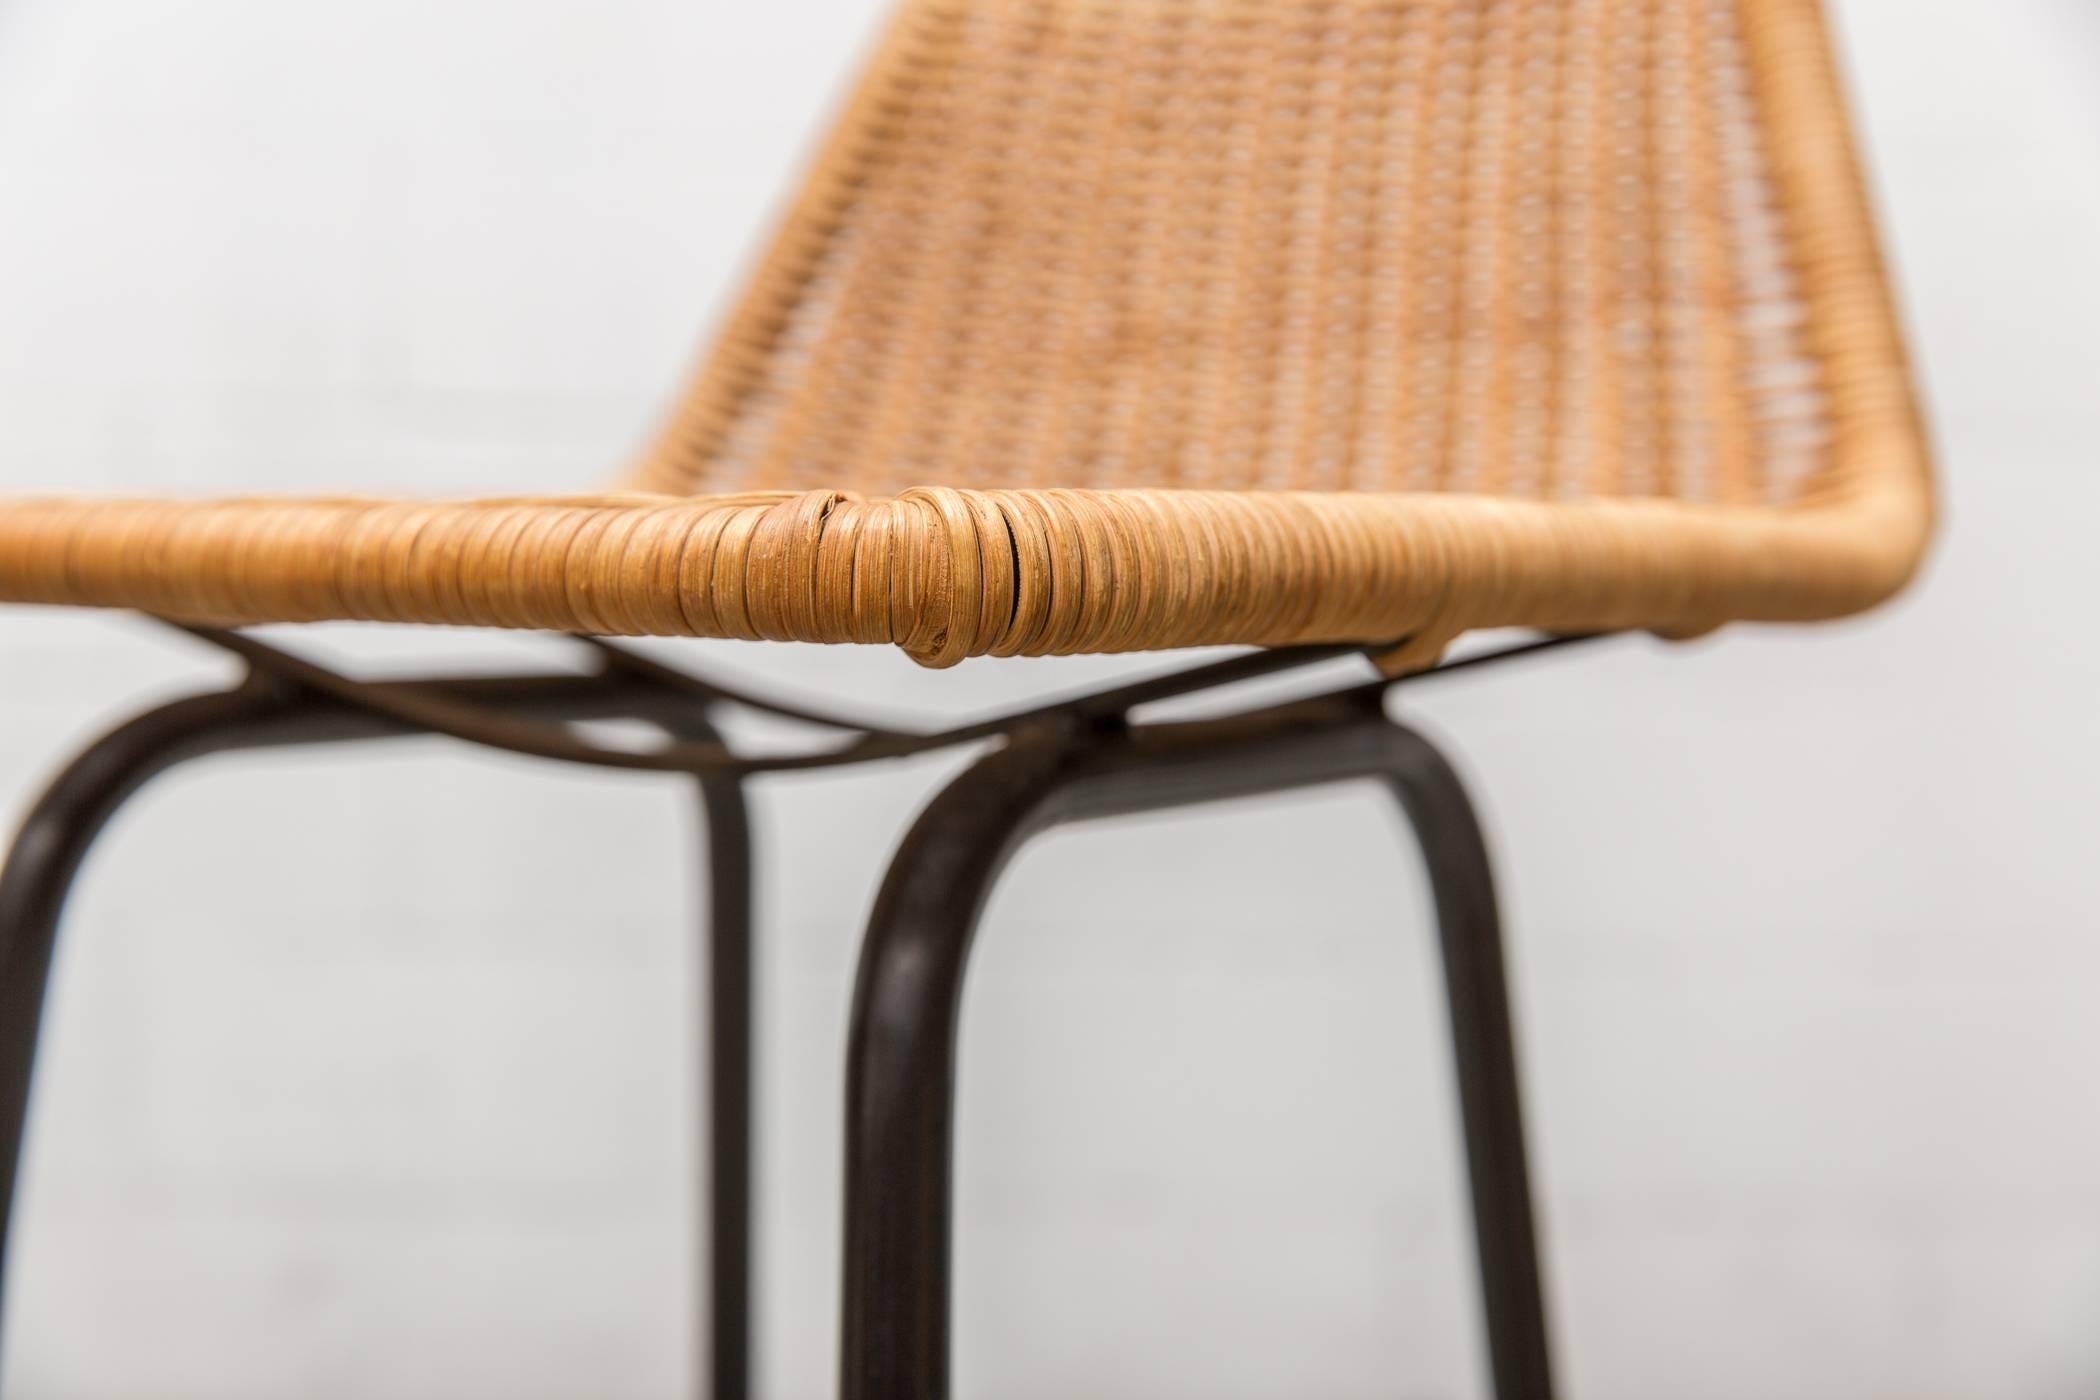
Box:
left=0, top=622, right=1597, bottom=1398
left=0, top=666, right=760, bottom=1400
left=841, top=693, right=1552, bottom=1400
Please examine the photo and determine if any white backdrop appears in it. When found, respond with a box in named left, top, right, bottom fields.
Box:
left=1, top=2, right=2097, bottom=1397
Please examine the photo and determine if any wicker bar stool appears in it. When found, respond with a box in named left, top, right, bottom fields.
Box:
left=0, top=0, right=1930, bottom=1396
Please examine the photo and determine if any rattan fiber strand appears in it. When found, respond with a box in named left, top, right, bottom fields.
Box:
left=0, top=0, right=1932, bottom=667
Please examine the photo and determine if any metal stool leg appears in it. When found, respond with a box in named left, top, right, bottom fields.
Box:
left=840, top=735, right=1074, bottom=1400
left=0, top=683, right=308, bottom=1336
left=1381, top=727, right=1555, bottom=1400
left=839, top=702, right=1555, bottom=1400
left=692, top=760, right=754, bottom=1400
left=0, top=672, right=757, bottom=1393
left=656, top=701, right=756, bottom=1400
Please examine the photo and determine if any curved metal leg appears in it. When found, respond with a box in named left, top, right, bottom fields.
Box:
left=0, top=682, right=311, bottom=1330
left=841, top=736, right=1075, bottom=1400
left=1380, top=727, right=1554, bottom=1400
left=840, top=702, right=1555, bottom=1400
left=0, top=675, right=759, bottom=1397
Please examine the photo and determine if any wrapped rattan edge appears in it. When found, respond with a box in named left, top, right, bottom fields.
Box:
left=0, top=481, right=1926, bottom=668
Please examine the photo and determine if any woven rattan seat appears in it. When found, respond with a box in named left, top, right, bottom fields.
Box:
left=0, top=0, right=1932, bottom=668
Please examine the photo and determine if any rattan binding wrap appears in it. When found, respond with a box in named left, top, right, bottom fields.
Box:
left=0, top=0, right=1932, bottom=667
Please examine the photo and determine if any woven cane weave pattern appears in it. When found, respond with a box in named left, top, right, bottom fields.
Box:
left=633, top=0, right=1830, bottom=506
